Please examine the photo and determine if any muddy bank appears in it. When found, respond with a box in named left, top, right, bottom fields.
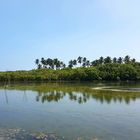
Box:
left=0, top=128, right=64, bottom=140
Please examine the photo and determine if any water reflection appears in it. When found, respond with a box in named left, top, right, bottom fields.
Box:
left=1, top=83, right=140, bottom=105
left=36, top=90, right=140, bottom=104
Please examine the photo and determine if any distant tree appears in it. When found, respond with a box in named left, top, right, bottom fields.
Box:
left=46, top=58, right=53, bottom=69
left=35, top=59, right=39, bottom=65
left=56, top=60, right=61, bottom=69
left=82, top=57, right=87, bottom=67
left=83, top=57, right=87, bottom=63
left=131, top=58, right=136, bottom=63
left=60, top=61, right=65, bottom=69
left=53, top=58, right=59, bottom=69
left=124, top=55, right=130, bottom=64
left=117, top=57, right=123, bottom=64
left=86, top=60, right=90, bottom=67
left=35, top=59, right=40, bottom=69
left=68, top=60, right=73, bottom=68
left=62, top=63, right=66, bottom=69
left=91, top=60, right=99, bottom=66
left=41, top=57, right=45, bottom=68
left=77, top=56, right=83, bottom=66
left=113, top=57, right=117, bottom=63
left=104, top=56, right=112, bottom=64
left=99, top=57, right=104, bottom=64
left=38, top=64, right=42, bottom=69
left=73, top=59, right=77, bottom=67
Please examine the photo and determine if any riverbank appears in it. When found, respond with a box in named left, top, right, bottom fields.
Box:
left=0, top=128, right=64, bottom=140
left=0, top=63, right=140, bottom=82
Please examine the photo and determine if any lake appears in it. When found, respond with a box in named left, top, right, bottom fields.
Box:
left=0, top=82, right=140, bottom=140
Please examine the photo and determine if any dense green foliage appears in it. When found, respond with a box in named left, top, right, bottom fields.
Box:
left=0, top=55, right=140, bottom=81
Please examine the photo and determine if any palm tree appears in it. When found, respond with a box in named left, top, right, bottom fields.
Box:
left=77, top=56, right=83, bottom=66
left=41, top=57, right=45, bottom=68
left=56, top=60, right=61, bottom=69
left=99, top=57, right=104, bottom=64
left=60, top=61, right=65, bottom=69
left=131, top=58, right=136, bottom=63
left=53, top=58, right=59, bottom=69
left=68, top=60, right=73, bottom=68
left=83, top=57, right=87, bottom=63
left=86, top=60, right=90, bottom=67
left=91, top=60, right=99, bottom=66
left=82, top=57, right=87, bottom=67
left=62, top=63, right=66, bottom=69
left=117, top=57, right=123, bottom=64
left=73, top=59, right=77, bottom=68
left=104, top=56, right=112, bottom=64
left=124, top=55, right=130, bottom=64
left=46, top=58, right=53, bottom=69
left=35, top=59, right=39, bottom=69
left=38, top=64, right=42, bottom=69
left=35, top=59, right=39, bottom=65
left=113, top=57, right=117, bottom=63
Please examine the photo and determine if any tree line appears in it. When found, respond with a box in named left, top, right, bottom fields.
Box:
left=0, top=55, right=139, bottom=82
left=35, top=55, right=137, bottom=69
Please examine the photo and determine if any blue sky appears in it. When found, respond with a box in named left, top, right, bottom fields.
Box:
left=0, top=0, right=140, bottom=71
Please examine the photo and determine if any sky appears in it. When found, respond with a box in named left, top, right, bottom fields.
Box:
left=0, top=0, right=140, bottom=71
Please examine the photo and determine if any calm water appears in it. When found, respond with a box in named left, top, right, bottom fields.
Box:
left=0, top=82, right=140, bottom=140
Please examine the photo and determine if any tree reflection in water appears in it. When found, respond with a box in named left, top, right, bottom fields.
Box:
left=36, top=90, right=139, bottom=104
left=1, top=82, right=140, bottom=105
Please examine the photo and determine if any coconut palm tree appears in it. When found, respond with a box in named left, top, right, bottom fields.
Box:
left=41, top=57, right=45, bottom=68
left=113, top=57, right=117, bottom=63
left=117, top=57, right=123, bottom=64
left=131, top=58, right=136, bottom=63
left=68, top=60, right=73, bottom=68
left=38, top=64, right=42, bottom=69
left=82, top=57, right=87, bottom=67
left=91, top=60, right=99, bottom=66
left=35, top=59, right=40, bottom=69
left=124, top=55, right=130, bottom=64
left=73, top=59, right=77, bottom=68
left=104, top=56, right=112, bottom=64
left=86, top=60, right=90, bottom=67
left=99, top=57, right=104, bottom=64
left=77, top=56, right=83, bottom=66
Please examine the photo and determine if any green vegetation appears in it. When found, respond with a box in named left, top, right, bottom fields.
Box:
left=0, top=55, right=140, bottom=82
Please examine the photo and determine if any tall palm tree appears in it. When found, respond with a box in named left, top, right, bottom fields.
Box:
left=99, top=57, right=104, bottom=64
left=104, top=56, right=112, bottom=64
left=60, top=61, right=65, bottom=69
left=62, top=63, right=66, bottom=69
left=91, top=60, right=99, bottom=66
left=86, top=60, right=90, bottom=67
left=35, top=59, right=39, bottom=65
left=124, top=55, right=130, bottom=64
left=83, top=57, right=87, bottom=63
left=131, top=58, right=136, bottom=63
left=68, top=60, right=73, bottom=68
left=82, top=57, right=87, bottom=67
left=113, top=57, right=117, bottom=63
left=117, top=57, right=123, bottom=64
left=38, top=64, right=42, bottom=69
left=73, top=59, right=77, bottom=68
left=77, top=56, right=83, bottom=66
left=56, top=60, right=61, bottom=69
left=41, top=57, right=45, bottom=68
left=35, top=59, right=39, bottom=69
